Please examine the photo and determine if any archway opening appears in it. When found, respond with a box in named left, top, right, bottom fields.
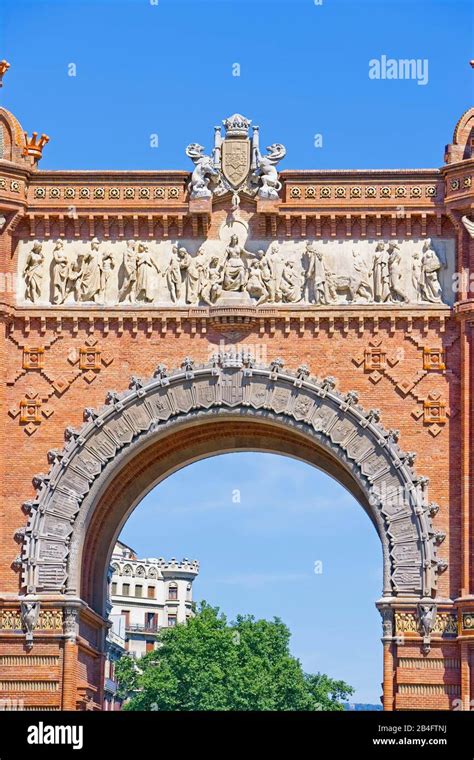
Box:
left=112, top=451, right=383, bottom=706
left=79, top=413, right=393, bottom=617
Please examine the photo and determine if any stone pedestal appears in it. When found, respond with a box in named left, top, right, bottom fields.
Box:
left=214, top=290, right=253, bottom=307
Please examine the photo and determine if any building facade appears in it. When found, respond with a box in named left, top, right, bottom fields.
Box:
left=0, top=60, right=473, bottom=710
left=109, top=541, right=199, bottom=658
left=103, top=612, right=126, bottom=711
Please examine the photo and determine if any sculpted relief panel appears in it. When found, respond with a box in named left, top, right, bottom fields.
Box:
left=17, top=234, right=454, bottom=308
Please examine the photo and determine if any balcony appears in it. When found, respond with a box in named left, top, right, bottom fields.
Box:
left=126, top=622, right=160, bottom=634
left=107, top=629, right=126, bottom=649
left=104, top=678, right=118, bottom=695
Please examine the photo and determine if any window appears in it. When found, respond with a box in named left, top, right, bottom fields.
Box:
left=146, top=641, right=155, bottom=653
left=122, top=584, right=130, bottom=597
left=111, top=582, right=117, bottom=595
left=135, top=585, right=143, bottom=598
left=146, top=612, right=158, bottom=630
left=147, top=586, right=156, bottom=599
left=168, top=583, right=178, bottom=601
left=168, top=615, right=177, bottom=627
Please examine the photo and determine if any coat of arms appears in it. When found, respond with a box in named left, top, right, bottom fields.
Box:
left=222, top=139, right=251, bottom=189
left=185, top=113, right=286, bottom=202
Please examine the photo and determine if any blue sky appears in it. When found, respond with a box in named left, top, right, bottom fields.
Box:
left=1, top=0, right=472, bottom=171
left=1, top=0, right=472, bottom=705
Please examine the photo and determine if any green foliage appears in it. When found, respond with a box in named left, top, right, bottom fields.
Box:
left=115, top=652, right=139, bottom=699
left=117, top=602, right=353, bottom=711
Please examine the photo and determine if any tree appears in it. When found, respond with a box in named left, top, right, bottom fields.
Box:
left=115, top=602, right=353, bottom=711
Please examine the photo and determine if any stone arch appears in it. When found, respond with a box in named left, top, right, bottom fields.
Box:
left=18, top=355, right=445, bottom=615
left=445, top=106, right=474, bottom=162
left=0, top=107, right=27, bottom=163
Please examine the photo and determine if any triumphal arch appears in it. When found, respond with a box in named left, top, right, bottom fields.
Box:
left=0, top=61, right=473, bottom=709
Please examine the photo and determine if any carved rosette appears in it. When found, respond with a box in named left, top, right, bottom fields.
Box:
left=19, top=355, right=444, bottom=601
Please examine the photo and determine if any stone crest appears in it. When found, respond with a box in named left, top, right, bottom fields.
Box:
left=222, top=136, right=251, bottom=189
left=186, top=113, right=286, bottom=202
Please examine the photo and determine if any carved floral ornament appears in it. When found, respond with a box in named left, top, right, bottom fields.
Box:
left=17, top=355, right=445, bottom=603
left=288, top=185, right=437, bottom=200
left=33, top=185, right=182, bottom=201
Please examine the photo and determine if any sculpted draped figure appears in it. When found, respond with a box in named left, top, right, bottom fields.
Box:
left=420, top=239, right=443, bottom=303
left=21, top=236, right=447, bottom=307
left=119, top=241, right=138, bottom=303
left=23, top=241, right=44, bottom=303
left=78, top=238, right=102, bottom=302
left=305, top=242, right=330, bottom=305
left=166, top=245, right=182, bottom=303
left=222, top=234, right=257, bottom=293
left=52, top=239, right=70, bottom=304
left=136, top=243, right=159, bottom=303
left=373, top=241, right=391, bottom=303
left=178, top=245, right=204, bottom=305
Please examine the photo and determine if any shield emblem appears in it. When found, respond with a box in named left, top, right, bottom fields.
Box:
left=222, top=138, right=251, bottom=188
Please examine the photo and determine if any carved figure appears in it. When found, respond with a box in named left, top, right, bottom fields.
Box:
left=281, top=260, right=303, bottom=303
left=52, top=239, right=70, bottom=304
left=246, top=258, right=267, bottom=301
left=23, top=242, right=44, bottom=302
left=325, top=273, right=359, bottom=303
left=136, top=243, right=159, bottom=303
left=222, top=234, right=255, bottom=292
left=352, top=250, right=374, bottom=302
left=185, top=143, right=219, bottom=199
left=100, top=248, right=115, bottom=302
left=306, top=243, right=330, bottom=305
left=200, top=256, right=223, bottom=304
left=387, top=242, right=409, bottom=303
left=421, top=240, right=442, bottom=303
left=253, top=143, right=286, bottom=199
left=21, top=601, right=40, bottom=649
left=79, top=238, right=102, bottom=302
left=372, top=242, right=390, bottom=303
left=418, top=603, right=437, bottom=654
left=260, top=243, right=285, bottom=302
left=411, top=251, right=423, bottom=302
left=166, top=245, right=183, bottom=303
left=178, top=246, right=202, bottom=304
left=119, top=241, right=137, bottom=303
